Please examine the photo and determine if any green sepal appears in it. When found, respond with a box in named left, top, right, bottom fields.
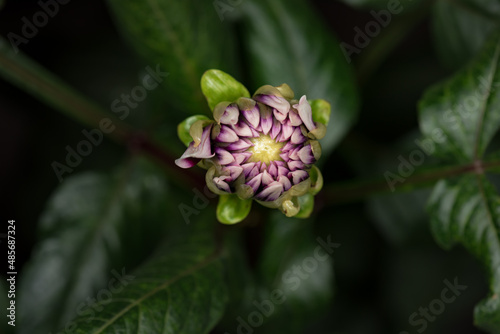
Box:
left=310, top=99, right=331, bottom=126
left=177, top=115, right=211, bottom=146
left=201, top=69, right=250, bottom=111
left=295, top=193, right=314, bottom=218
left=216, top=194, right=252, bottom=225
left=309, top=165, right=323, bottom=195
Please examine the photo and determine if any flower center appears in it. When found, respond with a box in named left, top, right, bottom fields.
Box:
left=247, top=135, right=284, bottom=165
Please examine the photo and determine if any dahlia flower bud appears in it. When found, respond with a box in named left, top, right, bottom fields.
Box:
left=175, top=70, right=330, bottom=224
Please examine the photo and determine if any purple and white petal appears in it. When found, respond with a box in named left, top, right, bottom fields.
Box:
left=242, top=106, right=260, bottom=129
left=260, top=162, right=267, bottom=173
left=278, top=166, right=289, bottom=176
left=220, top=105, right=239, bottom=125
left=288, top=170, right=309, bottom=185
left=223, top=165, right=243, bottom=180
left=233, top=152, right=252, bottom=165
left=232, top=121, right=253, bottom=137
left=249, top=127, right=261, bottom=137
left=261, top=170, right=274, bottom=186
left=278, top=175, right=292, bottom=191
left=281, top=141, right=295, bottom=153
left=271, top=118, right=281, bottom=140
left=255, top=95, right=290, bottom=118
left=260, top=108, right=273, bottom=135
left=216, top=125, right=239, bottom=143
left=273, top=108, right=288, bottom=123
left=247, top=164, right=261, bottom=179
left=281, top=121, right=294, bottom=141
left=242, top=162, right=256, bottom=177
left=256, top=181, right=284, bottom=201
left=293, top=95, right=316, bottom=132
left=213, top=175, right=232, bottom=192
left=175, top=125, right=215, bottom=168
left=298, top=145, right=315, bottom=164
left=246, top=173, right=263, bottom=193
left=288, top=146, right=300, bottom=161
left=291, top=127, right=307, bottom=144
left=227, top=139, right=253, bottom=151
left=268, top=162, right=278, bottom=177
left=215, top=147, right=235, bottom=165
left=279, top=152, right=290, bottom=162
left=287, top=160, right=305, bottom=171
left=288, top=109, right=302, bottom=126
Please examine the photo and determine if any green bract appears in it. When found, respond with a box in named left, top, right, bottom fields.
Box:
left=175, top=69, right=331, bottom=224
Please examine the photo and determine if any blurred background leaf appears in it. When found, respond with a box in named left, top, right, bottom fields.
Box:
left=336, top=0, right=422, bottom=12
left=253, top=213, right=334, bottom=333
left=106, top=0, right=240, bottom=117
left=68, top=211, right=227, bottom=334
left=431, top=0, right=500, bottom=70
left=17, top=158, right=174, bottom=334
left=241, top=0, right=360, bottom=157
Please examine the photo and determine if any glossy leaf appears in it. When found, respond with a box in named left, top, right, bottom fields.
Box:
left=106, top=0, right=239, bottom=115
left=419, top=33, right=500, bottom=163
left=201, top=69, right=250, bottom=111
left=241, top=0, right=359, bottom=156
left=432, top=0, right=500, bottom=69
left=337, top=0, right=422, bottom=11
left=419, top=33, right=500, bottom=332
left=17, top=159, right=173, bottom=334
left=217, top=194, right=252, bottom=224
left=255, top=213, right=335, bottom=333
left=428, top=175, right=500, bottom=333
left=67, top=216, right=227, bottom=334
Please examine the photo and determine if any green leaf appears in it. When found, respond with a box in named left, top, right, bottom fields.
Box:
left=241, top=0, right=359, bottom=156
left=201, top=69, right=250, bottom=111
left=419, top=33, right=500, bottom=332
left=106, top=0, right=239, bottom=115
left=427, top=175, right=500, bottom=333
left=432, top=0, right=500, bottom=69
left=17, top=159, right=173, bottom=334
left=419, top=32, right=500, bottom=163
left=67, top=216, right=227, bottom=334
left=216, top=194, right=252, bottom=224
left=177, top=115, right=211, bottom=146
left=255, top=213, right=335, bottom=333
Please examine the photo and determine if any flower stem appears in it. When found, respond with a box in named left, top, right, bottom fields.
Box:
left=0, top=38, right=204, bottom=188
left=323, top=158, right=500, bottom=204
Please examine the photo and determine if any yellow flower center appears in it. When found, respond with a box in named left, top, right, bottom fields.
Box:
left=247, top=135, right=284, bottom=165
